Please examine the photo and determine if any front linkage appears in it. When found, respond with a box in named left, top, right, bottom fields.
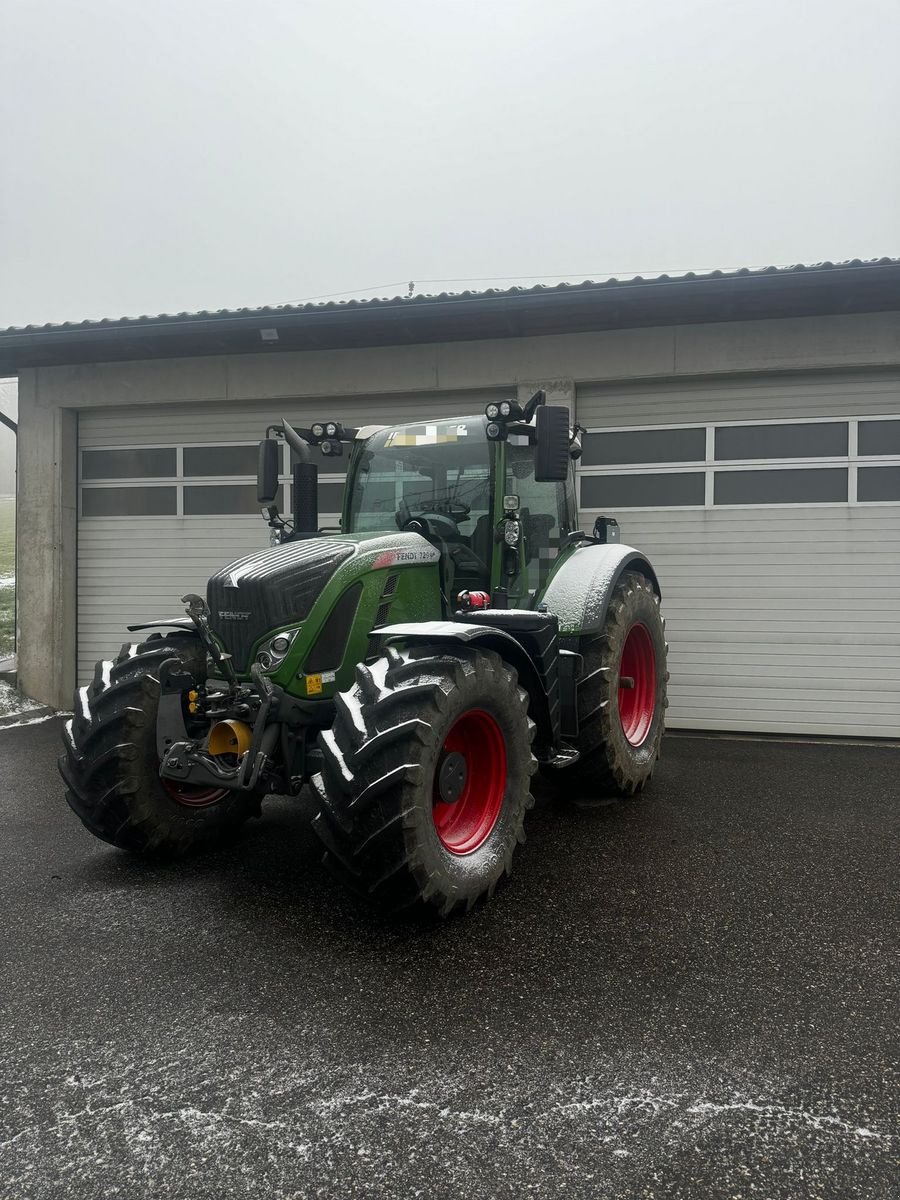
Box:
left=154, top=593, right=328, bottom=798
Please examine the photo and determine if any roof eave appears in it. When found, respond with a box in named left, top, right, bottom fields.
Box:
left=2, top=261, right=899, bottom=375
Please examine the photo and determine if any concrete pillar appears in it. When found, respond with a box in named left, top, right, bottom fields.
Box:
left=16, top=370, right=77, bottom=709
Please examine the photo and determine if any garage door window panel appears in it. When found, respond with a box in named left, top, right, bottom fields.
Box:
left=714, top=468, right=847, bottom=505
left=858, top=466, right=900, bottom=502
left=581, top=472, right=705, bottom=508
left=858, top=420, right=900, bottom=458
left=81, top=447, right=177, bottom=480
left=582, top=427, right=705, bottom=467
left=715, top=422, right=848, bottom=461
left=183, top=484, right=285, bottom=515
left=81, top=486, right=178, bottom=517
left=183, top=445, right=260, bottom=476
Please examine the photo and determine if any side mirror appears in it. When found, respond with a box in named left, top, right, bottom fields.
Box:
left=534, top=404, right=570, bottom=481
left=257, top=438, right=281, bottom=506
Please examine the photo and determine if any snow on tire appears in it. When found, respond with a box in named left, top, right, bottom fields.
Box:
left=311, top=643, right=537, bottom=916
left=559, top=569, right=668, bottom=799
left=59, top=633, right=256, bottom=855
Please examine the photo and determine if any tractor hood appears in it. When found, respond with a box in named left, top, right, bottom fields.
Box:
left=206, top=532, right=441, bottom=673
left=207, top=538, right=355, bottom=672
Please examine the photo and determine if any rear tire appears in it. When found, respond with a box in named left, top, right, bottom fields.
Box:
left=59, top=632, right=257, bottom=855
left=555, top=570, right=668, bottom=798
left=311, top=644, right=536, bottom=916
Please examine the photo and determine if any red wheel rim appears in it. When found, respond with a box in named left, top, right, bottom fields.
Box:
left=161, top=778, right=228, bottom=808
left=432, top=709, right=507, bottom=855
left=618, top=622, right=657, bottom=747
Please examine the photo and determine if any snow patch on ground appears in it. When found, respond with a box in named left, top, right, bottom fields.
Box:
left=0, top=573, right=14, bottom=589
left=1, top=1025, right=893, bottom=1198
left=0, top=679, right=42, bottom=720
left=0, top=710, right=57, bottom=730
left=685, top=1098, right=882, bottom=1139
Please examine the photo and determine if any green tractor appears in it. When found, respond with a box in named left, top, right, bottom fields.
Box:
left=60, top=392, right=667, bottom=915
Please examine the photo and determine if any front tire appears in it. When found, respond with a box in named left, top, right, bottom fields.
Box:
left=311, top=644, right=536, bottom=916
left=59, top=633, right=257, bottom=855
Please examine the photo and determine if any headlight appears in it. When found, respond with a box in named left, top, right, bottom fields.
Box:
left=311, top=422, right=325, bottom=438
left=503, top=522, right=521, bottom=546
left=486, top=422, right=502, bottom=440
left=499, top=400, right=512, bottom=417
left=485, top=403, right=500, bottom=420
left=258, top=630, right=297, bottom=668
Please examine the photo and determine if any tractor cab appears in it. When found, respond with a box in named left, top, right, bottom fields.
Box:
left=342, top=412, right=578, bottom=610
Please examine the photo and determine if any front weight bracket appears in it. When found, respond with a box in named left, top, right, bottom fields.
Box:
left=156, top=657, right=196, bottom=761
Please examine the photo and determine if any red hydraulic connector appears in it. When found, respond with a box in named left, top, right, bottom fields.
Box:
left=457, top=590, right=491, bottom=610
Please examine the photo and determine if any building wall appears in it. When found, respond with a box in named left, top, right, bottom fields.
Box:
left=16, top=309, right=900, bottom=708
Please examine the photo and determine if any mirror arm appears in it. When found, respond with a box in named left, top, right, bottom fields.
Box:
left=505, top=421, right=536, bottom=443
left=522, top=388, right=547, bottom=423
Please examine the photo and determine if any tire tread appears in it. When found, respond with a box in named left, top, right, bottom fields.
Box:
left=311, top=644, right=535, bottom=915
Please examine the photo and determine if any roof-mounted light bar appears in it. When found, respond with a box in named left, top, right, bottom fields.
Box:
left=485, top=391, right=547, bottom=439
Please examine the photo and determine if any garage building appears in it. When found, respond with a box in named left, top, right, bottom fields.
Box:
left=1, top=259, right=898, bottom=736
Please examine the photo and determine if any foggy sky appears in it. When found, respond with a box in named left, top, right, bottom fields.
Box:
left=1, top=0, right=899, bottom=329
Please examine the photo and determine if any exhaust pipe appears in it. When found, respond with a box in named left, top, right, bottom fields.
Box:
left=281, top=419, right=318, bottom=535
left=293, top=461, right=318, bottom=535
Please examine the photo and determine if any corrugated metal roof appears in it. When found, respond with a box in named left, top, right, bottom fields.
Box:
left=2, top=256, right=899, bottom=373
left=4, top=256, right=898, bottom=335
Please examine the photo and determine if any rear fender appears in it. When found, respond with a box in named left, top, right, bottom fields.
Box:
left=369, top=621, right=556, bottom=753
left=538, top=543, right=660, bottom=636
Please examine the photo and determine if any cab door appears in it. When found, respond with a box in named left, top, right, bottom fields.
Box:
left=501, top=440, right=578, bottom=608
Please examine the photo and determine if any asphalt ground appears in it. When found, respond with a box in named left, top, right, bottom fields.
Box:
left=1, top=718, right=897, bottom=1199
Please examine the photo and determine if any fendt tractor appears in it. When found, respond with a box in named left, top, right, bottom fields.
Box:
left=60, top=392, right=668, bottom=915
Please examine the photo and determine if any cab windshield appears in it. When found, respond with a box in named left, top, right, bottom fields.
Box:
left=346, top=418, right=493, bottom=543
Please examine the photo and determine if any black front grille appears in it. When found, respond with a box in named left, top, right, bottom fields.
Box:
left=207, top=538, right=354, bottom=671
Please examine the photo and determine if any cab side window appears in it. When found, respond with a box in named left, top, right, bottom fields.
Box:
left=506, top=442, right=572, bottom=599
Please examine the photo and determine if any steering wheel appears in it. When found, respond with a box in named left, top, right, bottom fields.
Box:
left=395, top=505, right=463, bottom=540
left=433, top=499, right=471, bottom=522
left=404, top=511, right=462, bottom=542
left=395, top=508, right=489, bottom=578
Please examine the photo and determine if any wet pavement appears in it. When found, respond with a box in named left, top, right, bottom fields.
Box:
left=1, top=719, right=897, bottom=1198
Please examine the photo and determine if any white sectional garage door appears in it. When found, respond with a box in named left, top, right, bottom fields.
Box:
left=77, top=390, right=504, bottom=681
left=576, top=370, right=900, bottom=737
left=77, top=372, right=900, bottom=738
